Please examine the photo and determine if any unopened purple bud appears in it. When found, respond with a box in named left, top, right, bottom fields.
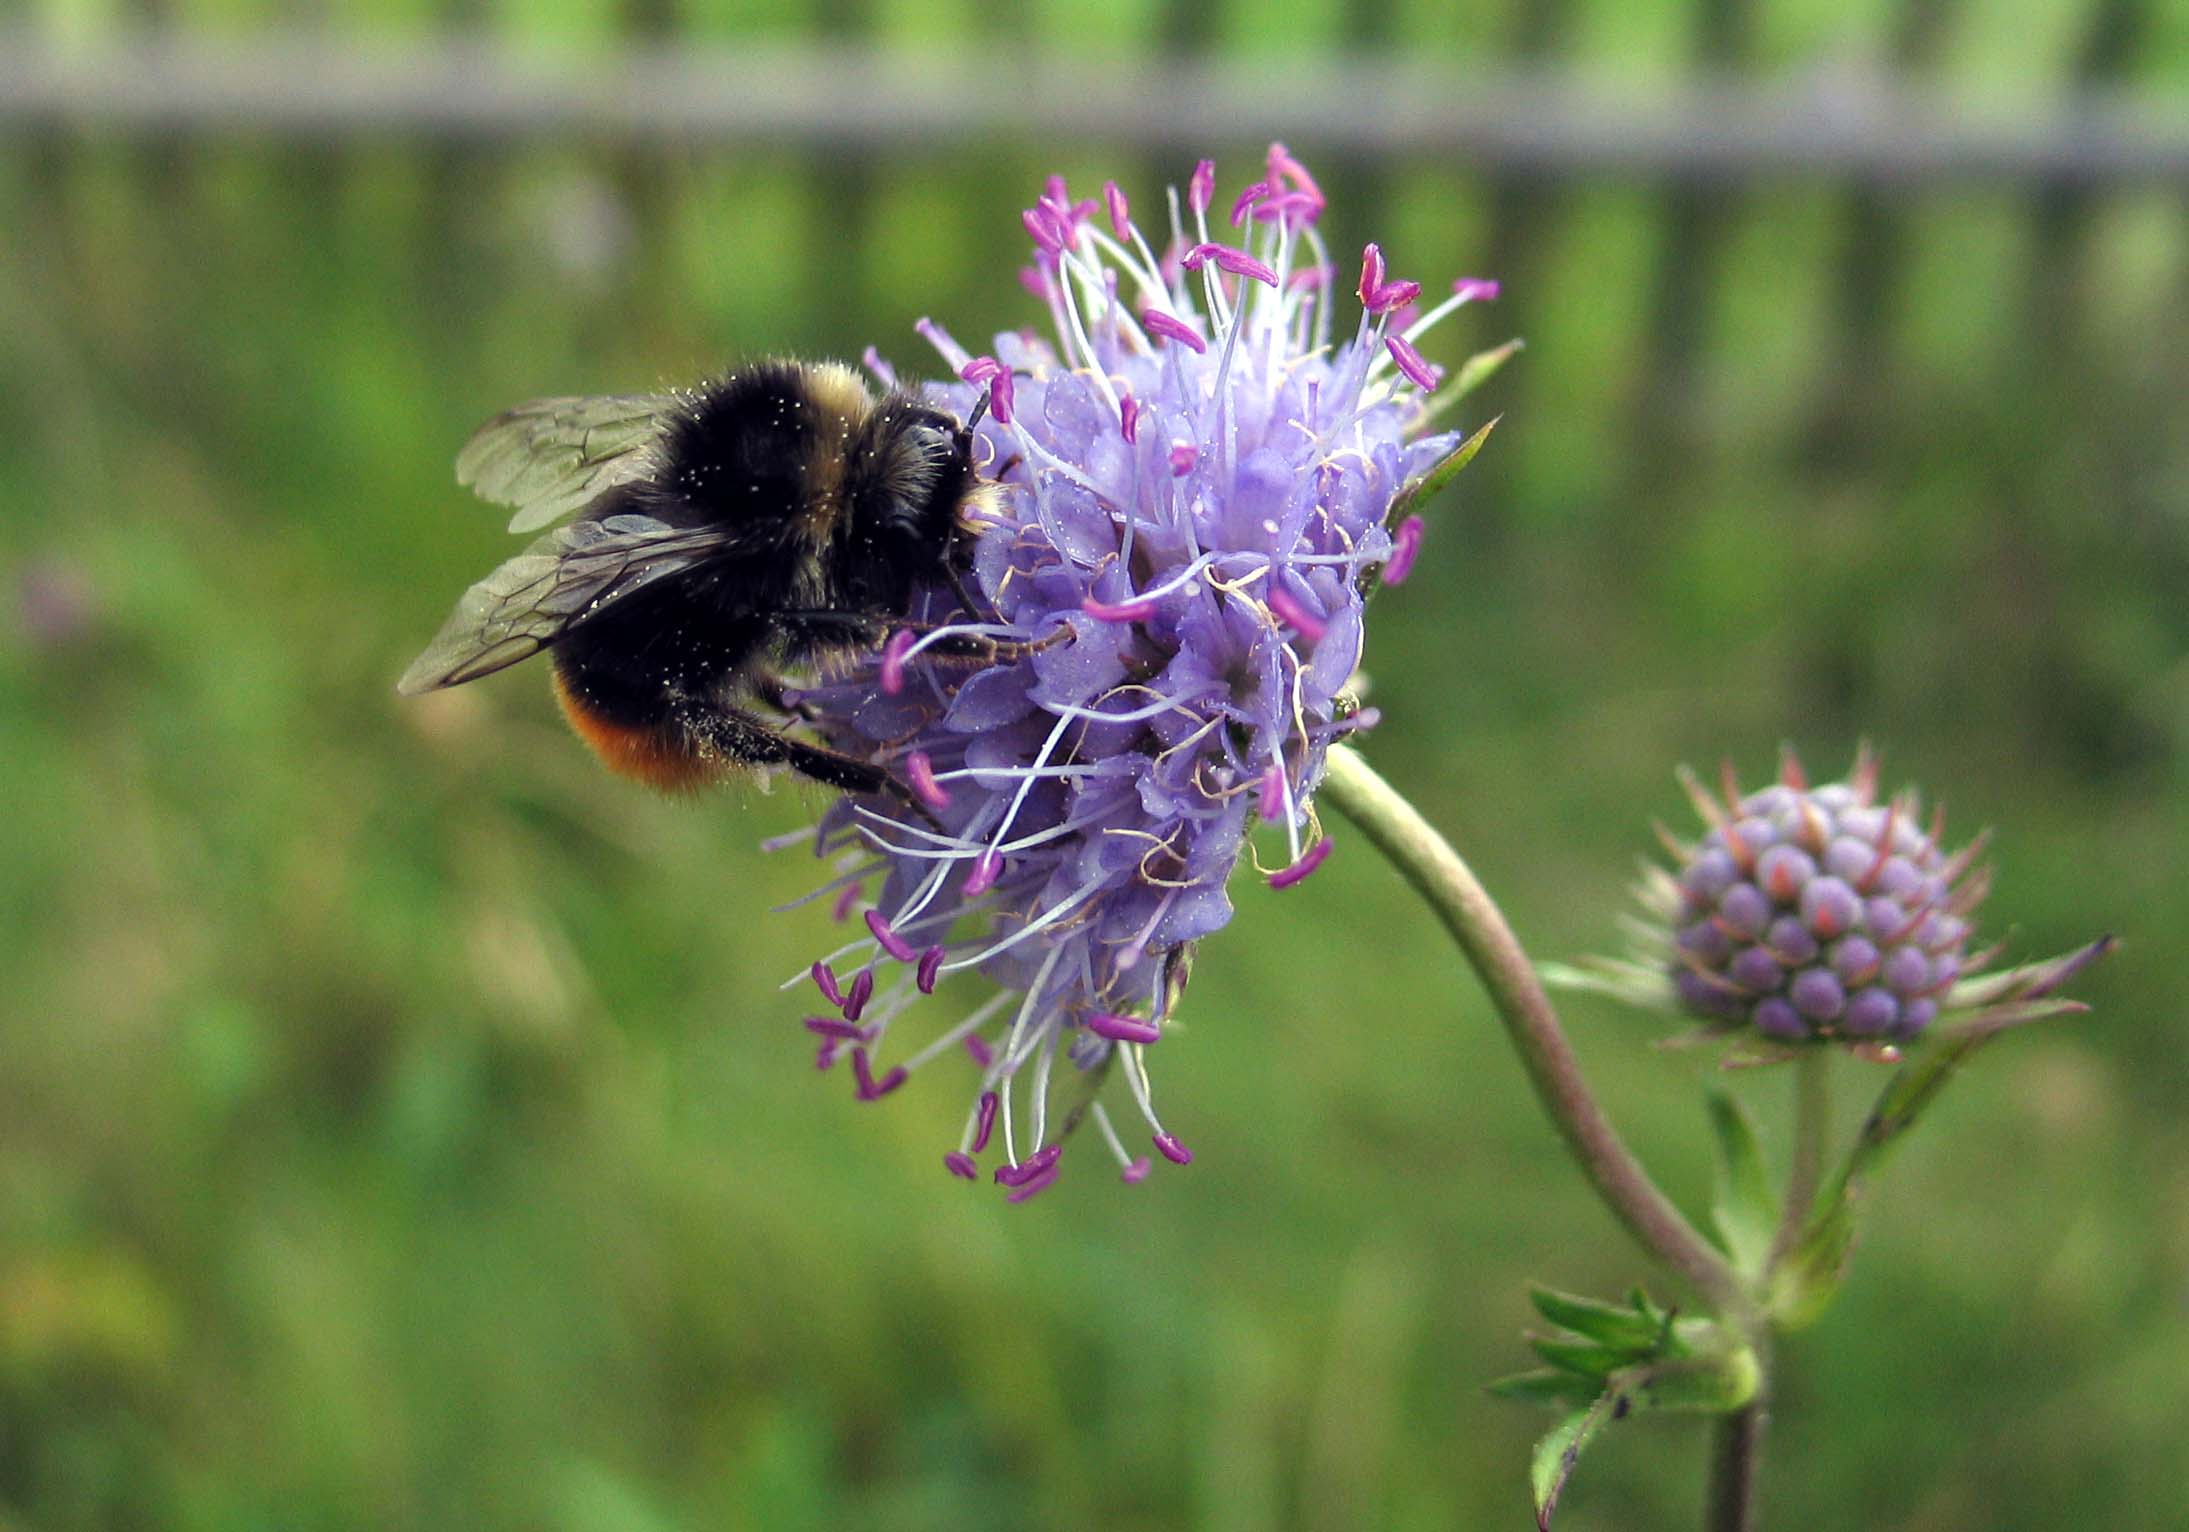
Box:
left=1453, top=277, right=1500, bottom=302
left=1800, top=877, right=1859, bottom=939
left=1756, top=844, right=1816, bottom=904
left=1753, top=996, right=1806, bottom=1040
left=916, top=945, right=945, bottom=994
left=1141, top=308, right=1207, bottom=353
left=1122, top=1157, right=1152, bottom=1184
left=1119, top=390, right=1141, bottom=443
left=1382, top=514, right=1425, bottom=585
left=959, top=356, right=1004, bottom=385
left=1384, top=334, right=1442, bottom=392
left=1865, top=898, right=1908, bottom=940
left=1843, top=987, right=1899, bottom=1036
left=810, top=961, right=844, bottom=1007
left=1685, top=847, right=1740, bottom=902
left=1823, top=837, right=1874, bottom=883
left=804, top=1016, right=865, bottom=1040
left=987, top=370, right=1015, bottom=426
left=1882, top=946, right=1930, bottom=994
left=1257, top=763, right=1286, bottom=821
left=1790, top=969, right=1846, bottom=1022
left=963, top=1033, right=993, bottom=1068
left=1717, top=882, right=1770, bottom=939
left=1269, top=837, right=1333, bottom=889
left=1765, top=916, right=1817, bottom=966
left=973, top=1090, right=998, bottom=1151
left=1897, top=997, right=1939, bottom=1036
left=1679, top=919, right=1734, bottom=967
left=1676, top=968, right=1744, bottom=1019
left=945, top=1151, right=979, bottom=1180
left=1266, top=586, right=1327, bottom=642
left=1087, top=1011, right=1161, bottom=1045
left=1154, top=1132, right=1194, bottom=1165
left=1188, top=159, right=1215, bottom=214
left=1730, top=946, right=1783, bottom=993
left=1830, top=936, right=1881, bottom=985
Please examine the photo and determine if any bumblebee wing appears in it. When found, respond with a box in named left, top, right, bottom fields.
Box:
left=396, top=514, right=731, bottom=695
left=456, top=393, right=682, bottom=534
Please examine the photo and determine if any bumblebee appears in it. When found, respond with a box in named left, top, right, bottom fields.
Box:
left=399, top=359, right=1002, bottom=797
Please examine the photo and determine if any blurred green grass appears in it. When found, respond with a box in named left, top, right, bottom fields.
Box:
left=4, top=1, right=2189, bottom=1527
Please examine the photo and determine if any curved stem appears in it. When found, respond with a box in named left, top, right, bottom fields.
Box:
left=1321, top=746, right=1745, bottom=1315
left=1767, top=1050, right=1830, bottom=1272
left=1705, top=1401, right=1764, bottom=1532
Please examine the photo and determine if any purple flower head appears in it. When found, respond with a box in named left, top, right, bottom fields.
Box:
left=774, top=151, right=1496, bottom=1196
left=1552, top=746, right=2113, bottom=1065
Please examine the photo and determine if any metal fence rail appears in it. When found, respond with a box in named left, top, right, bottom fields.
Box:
left=4, top=36, right=2187, bottom=186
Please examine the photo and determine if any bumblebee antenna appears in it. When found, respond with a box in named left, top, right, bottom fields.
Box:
left=964, top=391, right=991, bottom=433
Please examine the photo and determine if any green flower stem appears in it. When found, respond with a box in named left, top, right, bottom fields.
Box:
left=1768, top=1051, right=1830, bottom=1273
left=1321, top=746, right=1745, bottom=1316
left=1706, top=1400, right=1765, bottom=1532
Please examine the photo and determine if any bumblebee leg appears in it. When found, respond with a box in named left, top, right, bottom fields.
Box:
left=682, top=703, right=939, bottom=821
left=898, top=622, right=1072, bottom=671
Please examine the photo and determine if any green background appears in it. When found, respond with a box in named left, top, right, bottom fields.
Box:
left=3, top=0, right=2185, bottom=1527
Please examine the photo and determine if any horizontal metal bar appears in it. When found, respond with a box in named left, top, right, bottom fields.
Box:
left=3, top=36, right=2186, bottom=186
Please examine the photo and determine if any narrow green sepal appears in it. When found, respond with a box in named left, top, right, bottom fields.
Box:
left=1771, top=1033, right=1983, bottom=1327
left=1528, top=1284, right=1669, bottom=1353
left=1387, top=414, right=1501, bottom=522
left=1452, top=337, right=1524, bottom=401
left=1530, top=1395, right=1616, bottom=1531
left=1528, top=1335, right=1631, bottom=1377
left=1487, top=1369, right=1605, bottom=1407
left=1522, top=1343, right=1761, bottom=1529
left=1704, top=1089, right=1778, bottom=1275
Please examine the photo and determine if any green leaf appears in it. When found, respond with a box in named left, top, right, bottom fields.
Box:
left=1704, top=1089, right=1778, bottom=1275
left=1487, top=1368, right=1605, bottom=1408
left=1528, top=1285, right=1664, bottom=1354
left=1529, top=1393, right=1618, bottom=1531
left=1528, top=1335, right=1629, bottom=1378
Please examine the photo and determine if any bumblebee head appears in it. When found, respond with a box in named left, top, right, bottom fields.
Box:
left=841, top=399, right=984, bottom=608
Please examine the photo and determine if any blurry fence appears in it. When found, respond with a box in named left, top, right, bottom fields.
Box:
left=4, top=0, right=2186, bottom=557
